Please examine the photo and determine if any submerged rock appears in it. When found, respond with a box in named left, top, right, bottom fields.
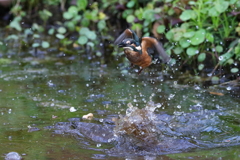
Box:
left=52, top=102, right=240, bottom=156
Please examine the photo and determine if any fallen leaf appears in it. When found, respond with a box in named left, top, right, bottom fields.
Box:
left=209, top=91, right=224, bottom=96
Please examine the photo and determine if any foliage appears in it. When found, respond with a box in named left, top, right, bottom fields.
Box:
left=166, top=0, right=240, bottom=75
left=1, top=0, right=240, bottom=79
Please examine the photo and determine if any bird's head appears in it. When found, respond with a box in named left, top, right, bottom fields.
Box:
left=118, top=38, right=142, bottom=52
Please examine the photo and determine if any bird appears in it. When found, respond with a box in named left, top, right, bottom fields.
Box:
left=114, top=29, right=170, bottom=74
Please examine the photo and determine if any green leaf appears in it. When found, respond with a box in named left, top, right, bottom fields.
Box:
left=219, top=52, right=233, bottom=65
left=205, top=33, right=214, bottom=43
left=32, top=43, right=40, bottom=48
left=173, top=47, right=183, bottom=55
left=96, top=51, right=102, bottom=57
left=198, top=64, right=204, bottom=70
left=79, top=27, right=90, bottom=35
left=216, top=45, right=223, bottom=52
left=41, top=41, right=50, bottom=48
left=97, top=20, right=106, bottom=31
left=168, top=8, right=175, bottom=16
left=127, top=1, right=135, bottom=8
left=173, top=32, right=183, bottom=41
left=57, top=27, right=67, bottom=34
left=33, top=34, right=40, bottom=38
left=230, top=0, right=237, bottom=4
left=39, top=9, right=52, bottom=21
left=190, top=29, right=206, bottom=45
left=187, top=47, right=198, bottom=56
left=180, top=10, right=196, bottom=21
left=226, top=58, right=234, bottom=65
left=86, top=31, right=97, bottom=40
left=214, top=0, right=229, bottom=13
left=65, top=21, right=75, bottom=31
left=77, top=0, right=88, bottom=11
left=179, top=38, right=190, bottom=48
left=24, top=29, right=33, bottom=35
left=56, top=34, right=65, bottom=39
left=6, top=34, right=19, bottom=40
left=81, top=18, right=89, bottom=27
left=211, top=76, right=219, bottom=83
left=183, top=31, right=195, bottom=38
left=48, top=28, right=54, bottom=35
left=231, top=68, right=239, bottom=73
left=0, top=58, right=11, bottom=64
left=143, top=9, right=155, bottom=21
left=181, top=23, right=190, bottom=29
left=87, top=42, right=94, bottom=48
left=10, top=16, right=22, bottom=31
left=78, top=35, right=88, bottom=45
left=166, top=31, right=173, bottom=40
left=208, top=7, right=218, bottom=17
left=126, top=15, right=135, bottom=23
left=198, top=53, right=206, bottom=62
left=68, top=6, right=78, bottom=15
left=157, top=25, right=166, bottom=34
left=73, top=15, right=82, bottom=22
left=63, top=12, right=73, bottom=19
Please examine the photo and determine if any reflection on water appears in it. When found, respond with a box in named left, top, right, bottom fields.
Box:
left=0, top=57, right=240, bottom=159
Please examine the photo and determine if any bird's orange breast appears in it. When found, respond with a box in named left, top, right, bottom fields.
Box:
left=124, top=49, right=152, bottom=68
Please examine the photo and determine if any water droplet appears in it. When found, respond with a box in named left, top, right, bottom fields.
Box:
left=226, top=86, right=231, bottom=90
left=218, top=56, right=223, bottom=61
left=168, top=94, right=175, bottom=100
left=207, top=73, right=212, bottom=77
left=96, top=143, right=101, bottom=147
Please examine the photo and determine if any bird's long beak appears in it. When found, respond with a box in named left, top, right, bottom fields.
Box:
left=118, top=42, right=125, bottom=48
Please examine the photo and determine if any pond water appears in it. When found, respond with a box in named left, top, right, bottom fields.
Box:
left=0, top=56, right=240, bottom=159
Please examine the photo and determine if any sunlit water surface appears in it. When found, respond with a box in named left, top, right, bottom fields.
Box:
left=0, top=56, right=240, bottom=159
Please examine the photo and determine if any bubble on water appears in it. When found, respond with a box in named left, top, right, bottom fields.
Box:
left=96, top=143, right=101, bottom=147
left=173, top=81, right=177, bottom=85
left=173, top=111, right=184, bottom=116
left=194, top=86, right=201, bottom=90
left=69, top=107, right=77, bottom=112
left=168, top=94, right=175, bottom=100
left=176, top=105, right=181, bottom=109
left=226, top=86, right=231, bottom=90
left=5, top=152, right=22, bottom=160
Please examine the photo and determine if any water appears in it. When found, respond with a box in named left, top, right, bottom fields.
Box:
left=0, top=56, right=240, bottom=159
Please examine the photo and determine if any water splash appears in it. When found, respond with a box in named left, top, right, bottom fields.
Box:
left=114, top=102, right=160, bottom=149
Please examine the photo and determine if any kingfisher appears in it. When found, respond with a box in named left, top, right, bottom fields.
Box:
left=114, top=29, right=170, bottom=74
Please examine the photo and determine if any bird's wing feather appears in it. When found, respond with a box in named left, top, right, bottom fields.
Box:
left=114, top=29, right=133, bottom=45
left=141, top=37, right=170, bottom=63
